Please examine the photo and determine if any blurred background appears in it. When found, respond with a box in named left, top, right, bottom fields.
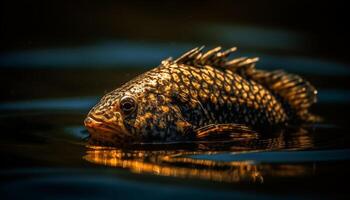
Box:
left=1, top=0, right=349, bottom=57
left=1, top=1, right=350, bottom=199
left=1, top=0, right=349, bottom=102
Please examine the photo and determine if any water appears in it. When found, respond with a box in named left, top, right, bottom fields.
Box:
left=1, top=40, right=350, bottom=199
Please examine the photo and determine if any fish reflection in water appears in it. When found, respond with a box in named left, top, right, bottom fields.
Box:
left=84, top=127, right=315, bottom=183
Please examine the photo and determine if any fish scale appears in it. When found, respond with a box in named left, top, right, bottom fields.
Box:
left=165, top=63, right=286, bottom=127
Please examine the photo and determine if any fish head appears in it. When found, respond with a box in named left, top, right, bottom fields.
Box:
left=84, top=70, right=192, bottom=146
left=84, top=90, right=136, bottom=145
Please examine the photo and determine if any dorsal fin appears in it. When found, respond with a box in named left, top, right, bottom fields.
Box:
left=173, top=46, right=258, bottom=69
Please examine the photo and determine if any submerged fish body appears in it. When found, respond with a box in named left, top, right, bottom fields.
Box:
left=85, top=46, right=318, bottom=145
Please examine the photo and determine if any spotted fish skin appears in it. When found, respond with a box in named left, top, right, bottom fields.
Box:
left=84, top=46, right=317, bottom=145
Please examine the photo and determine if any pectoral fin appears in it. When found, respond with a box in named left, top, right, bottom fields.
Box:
left=194, top=124, right=258, bottom=140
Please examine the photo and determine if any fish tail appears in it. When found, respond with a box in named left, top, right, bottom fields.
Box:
left=247, top=69, right=320, bottom=122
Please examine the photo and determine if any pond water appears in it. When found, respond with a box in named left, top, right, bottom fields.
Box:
left=1, top=40, right=350, bottom=200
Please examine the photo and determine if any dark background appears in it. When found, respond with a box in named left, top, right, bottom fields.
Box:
left=1, top=0, right=349, bottom=61
left=1, top=2, right=350, bottom=200
left=0, top=0, right=349, bottom=103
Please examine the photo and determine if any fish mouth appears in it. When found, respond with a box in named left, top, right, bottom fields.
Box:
left=84, top=115, right=132, bottom=146
left=84, top=116, right=118, bottom=133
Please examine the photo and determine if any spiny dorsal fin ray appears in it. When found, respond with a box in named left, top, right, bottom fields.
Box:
left=174, top=46, right=205, bottom=64
left=199, top=46, right=222, bottom=65
left=173, top=46, right=258, bottom=72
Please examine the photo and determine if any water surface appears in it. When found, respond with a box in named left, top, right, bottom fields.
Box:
left=1, top=40, right=350, bottom=199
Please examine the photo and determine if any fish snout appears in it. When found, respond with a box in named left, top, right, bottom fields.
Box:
left=84, top=112, right=132, bottom=142
left=84, top=116, right=97, bottom=128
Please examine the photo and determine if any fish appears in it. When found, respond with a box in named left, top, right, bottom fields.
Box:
left=84, top=46, right=319, bottom=146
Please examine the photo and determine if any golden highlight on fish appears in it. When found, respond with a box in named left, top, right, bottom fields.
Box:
left=84, top=46, right=318, bottom=146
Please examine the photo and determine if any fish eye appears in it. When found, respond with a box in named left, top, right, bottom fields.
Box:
left=120, top=96, right=137, bottom=115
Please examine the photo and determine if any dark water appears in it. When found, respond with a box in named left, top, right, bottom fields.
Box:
left=1, top=36, right=350, bottom=199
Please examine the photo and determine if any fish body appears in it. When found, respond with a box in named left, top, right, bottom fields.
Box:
left=85, top=47, right=318, bottom=145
